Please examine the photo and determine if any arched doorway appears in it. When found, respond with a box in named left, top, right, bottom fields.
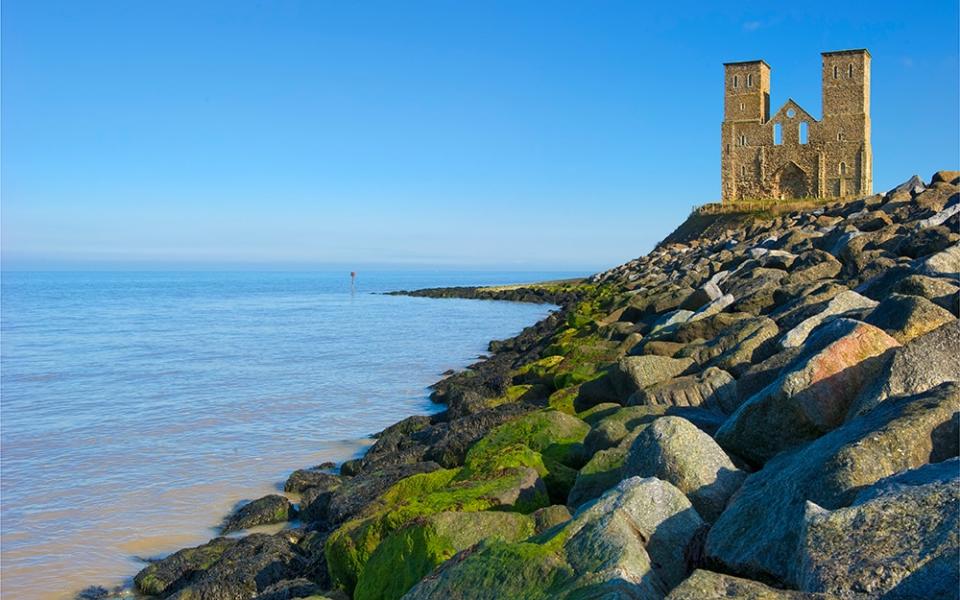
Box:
left=776, top=162, right=808, bottom=199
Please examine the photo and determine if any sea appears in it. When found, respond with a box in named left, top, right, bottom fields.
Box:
left=0, top=270, right=584, bottom=599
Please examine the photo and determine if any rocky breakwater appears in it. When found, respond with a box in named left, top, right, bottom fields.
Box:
left=114, top=171, right=958, bottom=600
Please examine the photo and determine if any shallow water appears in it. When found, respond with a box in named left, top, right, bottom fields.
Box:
left=0, top=270, right=576, bottom=599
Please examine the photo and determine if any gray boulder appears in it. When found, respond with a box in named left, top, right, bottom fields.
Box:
left=779, top=290, right=878, bottom=349
left=847, top=320, right=960, bottom=418
left=579, top=355, right=695, bottom=406
left=797, top=465, right=959, bottom=597
left=864, top=293, right=956, bottom=344
left=705, top=382, right=960, bottom=586
left=677, top=316, right=779, bottom=377
left=715, top=319, right=900, bottom=465
left=917, top=243, right=960, bottom=278
left=628, top=367, right=738, bottom=413
left=623, top=417, right=745, bottom=522
left=666, top=570, right=842, bottom=599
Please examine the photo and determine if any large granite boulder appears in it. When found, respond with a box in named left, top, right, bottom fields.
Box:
left=780, top=290, right=878, bottom=349
left=623, top=417, right=745, bottom=522
left=677, top=316, right=779, bottom=377
left=847, top=320, right=960, bottom=419
left=705, top=383, right=960, bottom=587
left=403, top=476, right=705, bottom=600
left=666, top=570, right=841, bottom=599
left=892, top=274, right=960, bottom=313
left=716, top=319, right=900, bottom=464
left=917, top=244, right=960, bottom=278
left=577, top=355, right=695, bottom=407
left=628, top=367, right=738, bottom=413
left=796, top=462, right=959, bottom=598
left=864, top=293, right=956, bottom=344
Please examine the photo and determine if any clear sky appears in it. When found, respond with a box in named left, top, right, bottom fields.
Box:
left=2, top=1, right=958, bottom=271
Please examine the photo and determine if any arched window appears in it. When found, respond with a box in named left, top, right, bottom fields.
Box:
left=833, top=65, right=839, bottom=79
left=848, top=64, right=854, bottom=78
left=799, top=122, right=808, bottom=144
left=773, top=123, right=783, bottom=145
left=741, top=165, right=747, bottom=177
left=733, top=75, right=739, bottom=89
left=839, top=162, right=847, bottom=176
left=739, top=102, right=744, bottom=111
left=837, top=130, right=844, bottom=142
left=739, top=134, right=747, bottom=146
left=747, top=74, right=753, bottom=87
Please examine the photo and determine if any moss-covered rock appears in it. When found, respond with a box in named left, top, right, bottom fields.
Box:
left=354, top=510, right=535, bottom=600
left=324, top=466, right=548, bottom=593
left=134, top=537, right=237, bottom=596
left=461, top=409, right=589, bottom=502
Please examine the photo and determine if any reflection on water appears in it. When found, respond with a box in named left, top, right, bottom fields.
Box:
left=0, top=271, right=572, bottom=599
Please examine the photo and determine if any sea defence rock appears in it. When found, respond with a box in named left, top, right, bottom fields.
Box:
left=666, top=570, right=841, bottom=599
left=324, top=466, right=548, bottom=593
left=221, top=494, right=296, bottom=533
left=796, top=463, right=959, bottom=597
left=623, top=417, right=745, bottom=522
left=135, top=533, right=307, bottom=600
left=705, top=383, right=960, bottom=587
left=402, top=476, right=705, bottom=600
left=577, top=355, right=695, bottom=407
left=847, top=320, right=960, bottom=419
left=354, top=510, right=535, bottom=600
left=676, top=316, right=779, bottom=377
left=715, top=319, right=900, bottom=464
left=863, top=293, right=956, bottom=344
left=779, top=290, right=878, bottom=349
left=628, top=367, right=738, bottom=413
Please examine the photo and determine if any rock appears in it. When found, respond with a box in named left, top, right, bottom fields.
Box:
left=136, top=533, right=307, bottom=600
left=796, top=468, right=959, bottom=597
left=635, top=339, right=686, bottom=357
left=864, top=293, right=956, bottom=344
left=252, top=578, right=325, bottom=600
left=726, top=267, right=789, bottom=314
left=583, top=404, right=727, bottom=456
left=416, top=402, right=537, bottom=468
left=716, top=319, right=900, bottom=464
left=666, top=570, right=839, bottom=599
left=324, top=466, right=548, bottom=593
left=135, top=537, right=238, bottom=597
left=705, top=383, right=960, bottom=586
left=849, top=210, right=892, bottom=232
left=892, top=274, right=960, bottom=313
left=853, top=457, right=959, bottom=503
left=847, top=320, right=960, bottom=418
left=354, top=510, right=535, bottom=600
left=689, top=293, right=735, bottom=321
left=917, top=244, right=960, bottom=278
left=914, top=203, right=960, bottom=229
left=931, top=170, right=960, bottom=185
left=734, top=346, right=804, bottom=404
left=895, top=225, right=959, bottom=259
left=403, top=476, right=705, bottom=600
left=886, top=174, right=926, bottom=201
left=913, top=183, right=959, bottom=212
left=622, top=285, right=696, bottom=321
left=623, top=417, right=745, bottom=522
left=577, top=355, right=695, bottom=407
left=680, top=280, right=724, bottom=311
left=647, top=309, right=696, bottom=337
left=532, top=504, right=572, bottom=533
left=780, top=290, right=878, bottom=348
left=628, top=367, right=739, bottom=413
left=285, top=469, right=341, bottom=494
left=567, top=439, right=632, bottom=508
left=677, top=316, right=779, bottom=377
left=322, top=462, right=441, bottom=527
left=222, top=495, right=295, bottom=534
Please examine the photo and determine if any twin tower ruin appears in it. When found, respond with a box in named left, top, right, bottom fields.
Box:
left=721, top=49, right=872, bottom=203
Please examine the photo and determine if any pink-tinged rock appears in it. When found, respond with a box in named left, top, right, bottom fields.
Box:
left=715, top=319, right=900, bottom=465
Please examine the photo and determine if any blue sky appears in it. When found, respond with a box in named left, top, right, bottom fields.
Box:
left=2, top=1, right=958, bottom=271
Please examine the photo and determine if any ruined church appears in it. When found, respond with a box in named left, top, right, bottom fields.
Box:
left=721, top=49, right=872, bottom=203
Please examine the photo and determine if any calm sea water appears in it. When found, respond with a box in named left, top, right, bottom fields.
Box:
left=0, top=270, right=578, bottom=599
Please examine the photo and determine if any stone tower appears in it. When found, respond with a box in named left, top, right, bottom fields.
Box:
left=720, top=49, right=872, bottom=203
